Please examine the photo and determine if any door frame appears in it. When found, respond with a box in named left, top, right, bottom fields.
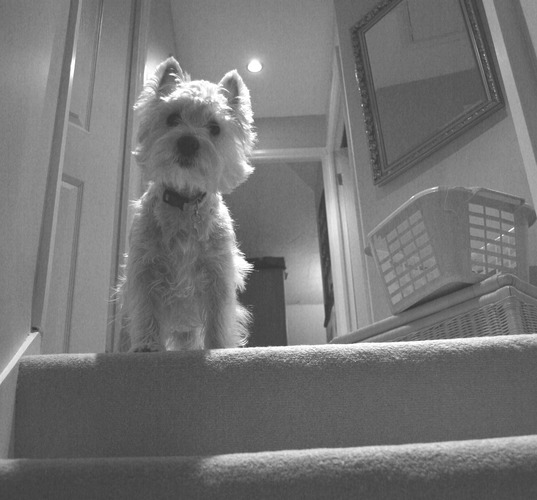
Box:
left=328, top=46, right=374, bottom=331
left=322, top=45, right=373, bottom=336
left=106, top=0, right=151, bottom=352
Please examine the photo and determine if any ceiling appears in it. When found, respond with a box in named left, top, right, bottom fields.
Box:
left=169, top=0, right=336, bottom=310
left=170, top=0, right=336, bottom=118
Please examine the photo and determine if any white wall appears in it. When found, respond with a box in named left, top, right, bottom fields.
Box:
left=145, top=0, right=179, bottom=77
left=286, top=304, right=326, bottom=345
left=255, top=115, right=327, bottom=150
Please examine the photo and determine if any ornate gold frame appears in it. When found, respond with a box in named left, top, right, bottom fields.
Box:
left=351, top=0, right=504, bottom=184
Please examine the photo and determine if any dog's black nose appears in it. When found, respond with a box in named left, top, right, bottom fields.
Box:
left=176, top=135, right=200, bottom=157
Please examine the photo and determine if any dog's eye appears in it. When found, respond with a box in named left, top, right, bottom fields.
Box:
left=167, top=113, right=181, bottom=127
left=207, top=121, right=220, bottom=136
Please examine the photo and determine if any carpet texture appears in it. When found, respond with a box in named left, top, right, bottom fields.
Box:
left=6, top=335, right=537, bottom=498
left=14, top=335, right=537, bottom=459
left=2, top=436, right=537, bottom=499
left=2, top=435, right=537, bottom=499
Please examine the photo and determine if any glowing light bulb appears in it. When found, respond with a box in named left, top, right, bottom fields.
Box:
left=247, top=59, right=263, bottom=73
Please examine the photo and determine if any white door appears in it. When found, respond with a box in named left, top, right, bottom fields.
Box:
left=42, top=0, right=134, bottom=354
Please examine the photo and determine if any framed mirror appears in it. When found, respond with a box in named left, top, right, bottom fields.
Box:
left=351, top=0, right=504, bottom=184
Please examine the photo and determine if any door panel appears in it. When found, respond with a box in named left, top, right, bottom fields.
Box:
left=69, top=0, right=104, bottom=131
left=42, top=176, right=83, bottom=354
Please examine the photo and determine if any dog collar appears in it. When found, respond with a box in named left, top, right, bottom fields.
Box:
left=162, top=189, right=206, bottom=210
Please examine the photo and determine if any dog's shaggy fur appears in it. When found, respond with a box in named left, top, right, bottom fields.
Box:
left=119, top=57, right=256, bottom=351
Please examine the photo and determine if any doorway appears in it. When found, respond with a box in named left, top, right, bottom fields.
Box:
left=224, top=161, right=327, bottom=345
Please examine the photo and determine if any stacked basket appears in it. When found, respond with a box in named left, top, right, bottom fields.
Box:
left=349, top=187, right=537, bottom=343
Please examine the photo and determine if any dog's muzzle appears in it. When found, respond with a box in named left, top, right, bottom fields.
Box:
left=176, top=135, right=200, bottom=162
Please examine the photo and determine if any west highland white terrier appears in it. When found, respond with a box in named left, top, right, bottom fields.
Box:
left=119, top=57, right=256, bottom=351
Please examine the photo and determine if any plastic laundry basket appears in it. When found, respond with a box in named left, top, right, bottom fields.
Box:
left=367, top=187, right=536, bottom=314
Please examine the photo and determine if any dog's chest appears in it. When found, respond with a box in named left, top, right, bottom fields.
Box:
left=164, top=230, right=210, bottom=273
left=152, top=205, right=229, bottom=286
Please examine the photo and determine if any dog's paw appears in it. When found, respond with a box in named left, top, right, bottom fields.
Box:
left=130, top=344, right=163, bottom=353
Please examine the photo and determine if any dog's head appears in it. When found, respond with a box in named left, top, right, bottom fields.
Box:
left=133, top=57, right=256, bottom=196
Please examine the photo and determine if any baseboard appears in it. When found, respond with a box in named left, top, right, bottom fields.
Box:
left=0, top=332, right=41, bottom=458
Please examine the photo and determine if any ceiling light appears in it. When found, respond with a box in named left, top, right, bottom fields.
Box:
left=247, top=59, right=263, bottom=73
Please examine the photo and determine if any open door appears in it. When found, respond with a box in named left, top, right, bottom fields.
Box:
left=36, top=0, right=136, bottom=354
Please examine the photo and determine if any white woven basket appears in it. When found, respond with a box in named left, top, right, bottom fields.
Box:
left=365, top=285, right=537, bottom=343
left=331, top=275, right=537, bottom=345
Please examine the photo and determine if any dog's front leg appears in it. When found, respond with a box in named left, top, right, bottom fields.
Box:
left=124, top=265, right=164, bottom=352
left=202, top=261, right=238, bottom=349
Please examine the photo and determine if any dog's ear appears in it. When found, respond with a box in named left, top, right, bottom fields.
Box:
left=217, top=71, right=256, bottom=194
left=219, top=71, right=253, bottom=125
left=156, top=57, right=187, bottom=96
left=135, top=57, right=188, bottom=109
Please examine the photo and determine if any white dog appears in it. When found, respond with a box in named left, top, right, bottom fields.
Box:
left=119, top=57, right=256, bottom=351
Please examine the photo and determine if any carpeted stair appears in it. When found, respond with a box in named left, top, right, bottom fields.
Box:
left=2, top=335, right=537, bottom=498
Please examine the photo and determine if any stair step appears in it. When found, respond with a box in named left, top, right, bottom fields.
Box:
left=14, top=335, right=537, bottom=459
left=3, top=435, right=537, bottom=499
